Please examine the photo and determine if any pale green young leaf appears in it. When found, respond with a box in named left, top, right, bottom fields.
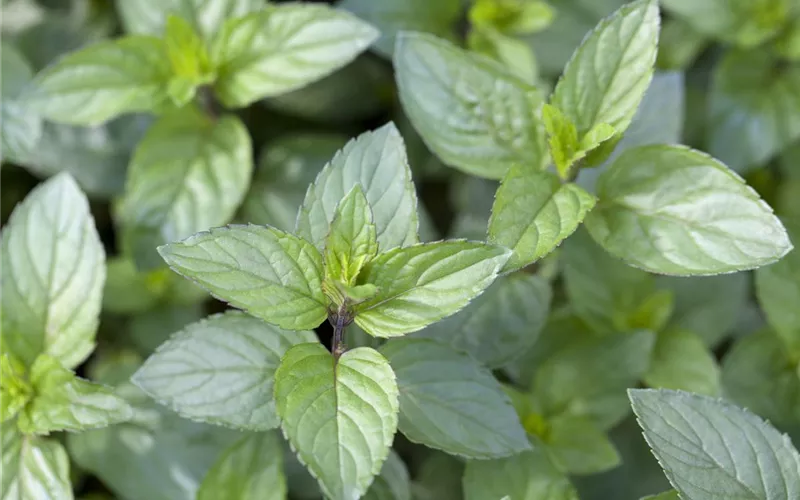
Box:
left=324, top=185, right=378, bottom=285
left=414, top=273, right=551, bottom=368
left=363, top=450, right=411, bottom=500
left=463, top=448, right=578, bottom=500
left=353, top=241, right=510, bottom=337
left=641, top=491, right=680, bottom=500
left=17, top=355, right=132, bottom=434
left=116, top=0, right=264, bottom=39
left=545, top=415, right=621, bottom=475
left=1, top=44, right=41, bottom=164
left=241, top=134, right=348, bottom=232
left=296, top=123, right=419, bottom=253
left=380, top=338, right=530, bottom=459
left=489, top=164, right=596, bottom=273
left=551, top=0, right=660, bottom=138
left=1, top=428, right=72, bottom=500
left=340, top=0, right=461, bottom=58
left=394, top=32, right=547, bottom=180
left=534, top=330, right=656, bottom=429
left=274, top=343, right=399, bottom=500
left=630, top=388, right=800, bottom=500
left=644, top=329, right=720, bottom=395
left=210, top=4, right=378, bottom=108
left=585, top=145, right=792, bottom=275
left=133, top=311, right=316, bottom=431
left=469, top=0, right=554, bottom=35
left=158, top=225, right=327, bottom=330
left=0, top=355, right=32, bottom=423
left=120, top=106, right=252, bottom=270
left=756, top=220, right=800, bottom=353
left=707, top=51, right=800, bottom=173
left=1, top=173, right=104, bottom=369
left=722, top=331, right=800, bottom=427
left=542, top=103, right=579, bottom=176
left=23, top=36, right=172, bottom=125
left=163, top=15, right=212, bottom=84
left=197, top=432, right=286, bottom=500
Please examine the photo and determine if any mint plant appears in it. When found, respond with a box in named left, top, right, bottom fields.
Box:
left=3, top=0, right=800, bottom=499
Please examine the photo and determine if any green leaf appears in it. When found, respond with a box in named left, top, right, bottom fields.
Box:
left=17, top=355, right=132, bottom=434
left=353, top=241, right=510, bottom=337
left=197, top=432, right=286, bottom=500
left=467, top=26, right=539, bottom=84
left=380, top=338, right=530, bottom=459
left=296, top=123, right=419, bottom=253
left=1, top=173, right=105, bottom=369
left=394, top=32, right=547, bottom=180
left=629, top=388, right=800, bottom=500
left=1, top=44, right=41, bottom=164
left=463, top=448, right=578, bottom=500
left=23, top=36, right=172, bottom=125
left=102, top=258, right=169, bottom=314
left=585, top=145, right=792, bottom=275
left=542, top=103, right=580, bottom=176
left=656, top=18, right=708, bottom=70
left=644, top=329, right=720, bottom=395
left=240, top=134, right=348, bottom=232
left=324, top=185, right=378, bottom=285
left=116, top=0, right=264, bottom=39
left=0, top=354, right=32, bottom=423
left=338, top=0, right=462, bottom=58
left=2, top=425, right=72, bottom=500
left=469, top=0, right=554, bottom=35
left=722, top=331, right=800, bottom=427
left=120, top=106, right=253, bottom=270
left=707, top=51, right=800, bottom=173
left=756, top=220, right=800, bottom=353
left=128, top=304, right=207, bottom=355
left=363, top=450, right=411, bottom=500
left=550, top=0, right=660, bottom=138
left=163, top=15, right=212, bottom=84
left=545, top=415, right=621, bottom=475
left=133, top=311, right=316, bottom=431
left=641, top=491, right=680, bottom=500
left=158, top=224, right=327, bottom=330
left=210, top=4, right=378, bottom=108
left=489, top=164, right=596, bottom=272
left=658, top=273, right=748, bottom=347
left=413, top=453, right=464, bottom=500
left=274, top=343, right=399, bottom=500
left=534, top=330, right=656, bottom=430
left=414, top=273, right=551, bottom=368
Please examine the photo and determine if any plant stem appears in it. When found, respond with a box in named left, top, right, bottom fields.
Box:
left=331, top=305, right=349, bottom=361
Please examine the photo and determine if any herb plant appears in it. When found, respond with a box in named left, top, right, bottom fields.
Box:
left=2, top=0, right=800, bottom=499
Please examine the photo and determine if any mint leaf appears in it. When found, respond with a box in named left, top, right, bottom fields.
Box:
left=158, top=225, right=327, bottom=330
left=630, top=388, right=800, bottom=500
left=274, top=343, right=399, bottom=500
left=116, top=0, right=263, bottom=39
left=363, top=450, right=411, bottom=500
left=1, top=425, right=72, bottom=500
left=414, top=453, right=464, bottom=500
left=756, top=220, right=800, bottom=353
left=489, top=164, right=596, bottom=272
left=0, top=354, right=31, bottom=423
left=551, top=0, right=660, bottom=138
left=467, top=26, right=538, bottom=84
left=163, top=15, right=213, bottom=100
left=722, top=331, right=800, bottom=427
left=241, top=134, right=348, bottom=232
left=585, top=145, right=792, bottom=275
left=120, top=106, right=252, bottom=270
left=707, top=51, right=800, bottom=173
left=534, top=330, right=656, bottom=430
left=1, top=173, right=104, bottom=369
left=641, top=491, right=680, bottom=500
left=296, top=123, right=419, bottom=253
left=354, top=241, right=510, bottom=337
left=210, top=4, right=378, bottom=108
left=24, top=36, right=172, bottom=125
left=339, top=0, right=462, bottom=58
left=463, top=448, right=578, bottom=500
left=394, top=32, right=546, bottom=180
left=414, top=273, right=551, bottom=368
left=380, top=338, right=530, bottom=459
left=644, top=329, right=720, bottom=395
left=133, top=311, right=316, bottom=431
left=1, top=44, right=41, bottom=164
left=546, top=415, right=621, bottom=475
left=197, top=432, right=285, bottom=500
left=17, top=355, right=132, bottom=434
left=324, top=185, right=378, bottom=285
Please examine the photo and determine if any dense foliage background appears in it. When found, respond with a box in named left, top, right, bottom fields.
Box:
left=2, top=0, right=800, bottom=499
